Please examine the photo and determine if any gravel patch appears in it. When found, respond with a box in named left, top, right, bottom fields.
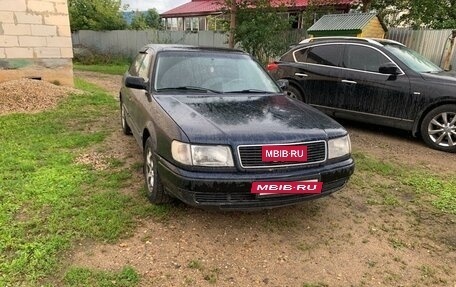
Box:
left=0, top=79, right=79, bottom=116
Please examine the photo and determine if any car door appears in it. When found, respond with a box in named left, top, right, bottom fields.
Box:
left=129, top=50, right=154, bottom=137
left=339, top=44, right=412, bottom=120
left=124, top=52, right=146, bottom=135
left=291, top=44, right=343, bottom=106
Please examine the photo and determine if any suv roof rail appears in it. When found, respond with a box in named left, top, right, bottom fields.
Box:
left=299, top=36, right=405, bottom=47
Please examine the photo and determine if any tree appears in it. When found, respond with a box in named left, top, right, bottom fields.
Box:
left=130, top=12, right=148, bottom=30
left=220, top=0, right=295, bottom=63
left=129, top=9, right=162, bottom=30
left=400, top=0, right=456, bottom=29
left=145, top=9, right=162, bottom=29
left=356, top=0, right=456, bottom=29
left=69, top=0, right=127, bottom=31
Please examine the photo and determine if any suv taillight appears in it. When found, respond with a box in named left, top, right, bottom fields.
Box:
left=266, top=62, right=279, bottom=71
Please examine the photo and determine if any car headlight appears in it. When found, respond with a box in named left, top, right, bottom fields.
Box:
left=171, top=141, right=234, bottom=167
left=328, top=135, right=351, bottom=159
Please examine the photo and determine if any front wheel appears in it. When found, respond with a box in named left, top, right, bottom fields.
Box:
left=420, top=104, right=456, bottom=152
left=120, top=99, right=132, bottom=135
left=284, top=85, right=303, bottom=102
left=143, top=137, right=172, bottom=204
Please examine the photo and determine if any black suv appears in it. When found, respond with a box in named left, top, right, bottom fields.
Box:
left=268, top=37, right=456, bottom=152
left=120, top=44, right=354, bottom=210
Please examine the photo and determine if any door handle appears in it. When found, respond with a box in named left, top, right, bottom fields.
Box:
left=341, top=79, right=357, bottom=84
left=295, top=73, right=308, bottom=77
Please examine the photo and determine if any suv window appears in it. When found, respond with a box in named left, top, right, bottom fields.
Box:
left=293, top=48, right=308, bottom=62
left=305, top=45, right=342, bottom=66
left=344, top=45, right=393, bottom=73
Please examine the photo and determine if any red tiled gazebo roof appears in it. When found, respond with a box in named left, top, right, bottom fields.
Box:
left=161, top=0, right=353, bottom=18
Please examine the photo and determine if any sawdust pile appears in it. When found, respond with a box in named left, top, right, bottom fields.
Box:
left=0, top=79, right=79, bottom=115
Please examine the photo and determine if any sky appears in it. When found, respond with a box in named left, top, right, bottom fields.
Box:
left=121, top=0, right=190, bottom=13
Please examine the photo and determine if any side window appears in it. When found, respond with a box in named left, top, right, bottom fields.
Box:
left=306, top=45, right=342, bottom=66
left=138, top=52, right=153, bottom=81
left=344, top=45, right=393, bottom=73
left=293, top=48, right=308, bottom=62
left=281, top=50, right=295, bottom=62
left=129, top=53, right=146, bottom=76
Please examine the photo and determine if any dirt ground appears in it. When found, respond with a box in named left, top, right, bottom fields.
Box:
left=8, top=72, right=455, bottom=286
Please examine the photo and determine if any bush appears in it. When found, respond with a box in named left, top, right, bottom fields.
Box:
left=73, top=47, right=131, bottom=65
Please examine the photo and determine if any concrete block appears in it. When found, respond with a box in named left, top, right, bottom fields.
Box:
left=2, top=24, right=31, bottom=35
left=60, top=47, right=73, bottom=58
left=0, top=11, right=15, bottom=23
left=5, top=47, right=34, bottom=58
left=55, top=3, right=69, bottom=14
left=0, top=0, right=27, bottom=11
left=44, top=15, right=70, bottom=26
left=46, top=36, right=72, bottom=48
left=31, top=25, right=57, bottom=36
left=34, top=47, right=61, bottom=58
left=0, top=63, right=74, bottom=87
left=15, top=12, right=43, bottom=24
left=0, top=35, right=19, bottom=47
left=19, top=35, right=47, bottom=47
left=27, top=0, right=55, bottom=13
left=57, top=25, right=71, bottom=37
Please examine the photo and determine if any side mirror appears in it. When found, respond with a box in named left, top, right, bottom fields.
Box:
left=277, top=79, right=289, bottom=90
left=125, top=76, right=147, bottom=90
left=379, top=63, right=400, bottom=75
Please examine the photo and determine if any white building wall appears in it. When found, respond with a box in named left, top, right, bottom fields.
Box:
left=0, top=0, right=73, bottom=86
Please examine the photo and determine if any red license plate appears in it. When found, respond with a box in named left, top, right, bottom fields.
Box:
left=251, top=180, right=322, bottom=195
left=261, top=145, right=308, bottom=162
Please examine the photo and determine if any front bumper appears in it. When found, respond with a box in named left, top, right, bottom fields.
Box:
left=157, top=156, right=355, bottom=210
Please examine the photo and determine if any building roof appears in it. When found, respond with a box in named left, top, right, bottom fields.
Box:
left=161, top=0, right=353, bottom=18
left=308, top=13, right=385, bottom=32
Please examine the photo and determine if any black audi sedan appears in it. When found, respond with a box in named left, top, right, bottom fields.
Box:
left=268, top=37, right=456, bottom=153
left=120, top=44, right=354, bottom=210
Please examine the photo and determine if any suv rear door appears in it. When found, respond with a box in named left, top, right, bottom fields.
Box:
left=289, top=44, right=344, bottom=106
left=338, top=44, right=412, bottom=123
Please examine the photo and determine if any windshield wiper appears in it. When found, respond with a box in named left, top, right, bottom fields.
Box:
left=225, top=89, right=274, bottom=94
left=156, top=86, right=221, bottom=94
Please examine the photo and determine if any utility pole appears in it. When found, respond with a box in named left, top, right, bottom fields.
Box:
left=228, top=1, right=236, bottom=48
left=442, top=30, right=456, bottom=71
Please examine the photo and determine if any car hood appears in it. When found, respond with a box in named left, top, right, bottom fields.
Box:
left=421, top=70, right=456, bottom=85
left=154, top=93, right=346, bottom=145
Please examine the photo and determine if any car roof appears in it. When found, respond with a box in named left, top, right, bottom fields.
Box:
left=140, top=44, right=246, bottom=54
left=298, top=36, right=405, bottom=48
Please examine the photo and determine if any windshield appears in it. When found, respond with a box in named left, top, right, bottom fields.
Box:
left=383, top=44, right=442, bottom=73
left=154, top=51, right=281, bottom=94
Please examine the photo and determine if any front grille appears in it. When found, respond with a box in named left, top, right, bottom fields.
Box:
left=237, top=141, right=326, bottom=168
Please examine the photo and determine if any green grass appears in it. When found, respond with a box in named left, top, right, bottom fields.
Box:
left=63, top=266, right=139, bottom=287
left=187, top=259, right=204, bottom=271
left=352, top=151, right=456, bottom=214
left=0, top=78, right=168, bottom=286
left=73, top=63, right=128, bottom=75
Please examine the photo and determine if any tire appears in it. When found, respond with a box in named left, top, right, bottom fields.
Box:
left=143, top=137, right=172, bottom=204
left=420, top=104, right=456, bottom=153
left=120, top=99, right=132, bottom=135
left=284, top=85, right=304, bottom=102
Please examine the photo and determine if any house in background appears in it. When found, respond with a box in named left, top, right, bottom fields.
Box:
left=307, top=13, right=387, bottom=38
left=0, top=0, right=73, bottom=86
left=160, top=0, right=353, bottom=31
